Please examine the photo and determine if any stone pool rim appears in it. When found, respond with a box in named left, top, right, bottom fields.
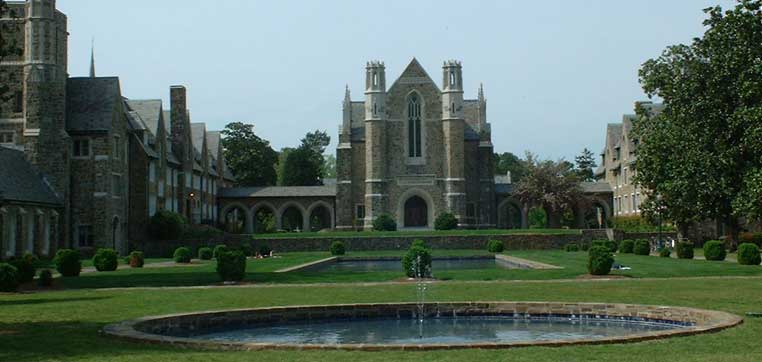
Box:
left=102, top=301, right=743, bottom=351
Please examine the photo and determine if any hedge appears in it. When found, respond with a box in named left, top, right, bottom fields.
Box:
left=703, top=240, right=726, bottom=261
left=587, top=246, right=614, bottom=275
left=737, top=243, right=760, bottom=265
left=93, top=248, right=119, bottom=272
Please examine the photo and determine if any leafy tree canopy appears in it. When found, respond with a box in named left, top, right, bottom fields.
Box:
left=493, top=152, right=528, bottom=182
left=514, top=152, right=582, bottom=228
left=575, top=148, right=598, bottom=182
left=221, top=122, right=278, bottom=187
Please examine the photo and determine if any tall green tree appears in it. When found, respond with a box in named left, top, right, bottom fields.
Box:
left=574, top=148, right=597, bottom=182
left=301, top=130, right=331, bottom=155
left=514, top=153, right=582, bottom=228
left=276, top=147, right=294, bottom=186
left=281, top=146, right=323, bottom=186
left=493, top=152, right=528, bottom=182
left=634, top=0, right=762, bottom=243
left=221, top=122, right=278, bottom=187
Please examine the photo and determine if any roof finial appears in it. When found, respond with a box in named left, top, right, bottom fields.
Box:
left=478, top=83, right=485, bottom=101
left=89, top=37, right=96, bottom=78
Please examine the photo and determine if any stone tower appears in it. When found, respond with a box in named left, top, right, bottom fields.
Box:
left=441, top=60, right=466, bottom=223
left=22, top=0, right=71, bottom=241
left=364, top=61, right=387, bottom=229
left=335, top=86, right=355, bottom=230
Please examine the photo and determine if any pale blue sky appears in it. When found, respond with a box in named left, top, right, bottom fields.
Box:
left=58, top=0, right=734, bottom=161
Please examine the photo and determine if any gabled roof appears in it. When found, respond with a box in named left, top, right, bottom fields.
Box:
left=206, top=131, right=221, bottom=159
left=125, top=99, right=163, bottom=136
left=66, top=77, right=122, bottom=132
left=190, top=123, right=207, bottom=161
left=388, top=58, right=441, bottom=93
left=162, top=110, right=171, bottom=132
left=0, top=147, right=62, bottom=206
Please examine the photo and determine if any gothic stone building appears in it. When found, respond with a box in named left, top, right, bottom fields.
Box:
left=0, top=0, right=233, bottom=258
left=219, top=59, right=614, bottom=232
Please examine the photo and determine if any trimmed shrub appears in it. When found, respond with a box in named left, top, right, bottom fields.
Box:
left=258, top=244, right=272, bottom=257
left=703, top=240, right=726, bottom=261
left=54, top=249, right=81, bottom=277
left=675, top=241, right=694, bottom=259
left=592, top=240, right=617, bottom=253
left=737, top=243, right=761, bottom=265
left=619, top=240, right=635, bottom=254
left=372, top=214, right=397, bottom=231
left=216, top=250, right=247, bottom=282
left=148, top=210, right=187, bottom=240
left=93, top=248, right=119, bottom=272
left=402, top=243, right=432, bottom=278
left=128, top=251, right=144, bottom=268
left=330, top=241, right=346, bottom=256
left=240, top=244, right=254, bottom=257
left=564, top=243, right=579, bottom=252
left=9, top=253, right=37, bottom=283
left=198, top=247, right=213, bottom=260
left=587, top=246, right=614, bottom=276
left=213, top=244, right=228, bottom=259
left=487, top=240, right=504, bottom=253
left=633, top=240, right=651, bottom=256
left=659, top=247, right=672, bottom=258
left=173, top=247, right=192, bottom=263
left=434, top=212, right=458, bottom=231
left=0, top=263, right=20, bottom=292
left=411, top=239, right=427, bottom=249
left=38, top=269, right=53, bottom=287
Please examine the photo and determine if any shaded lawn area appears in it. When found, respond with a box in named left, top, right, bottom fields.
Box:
left=253, top=228, right=581, bottom=239
left=55, top=249, right=762, bottom=289
left=1, top=277, right=761, bottom=361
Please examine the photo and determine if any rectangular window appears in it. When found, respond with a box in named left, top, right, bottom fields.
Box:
left=14, top=91, right=23, bottom=113
left=355, top=204, right=365, bottom=220
left=112, top=174, right=122, bottom=197
left=466, top=203, right=475, bottom=219
left=632, top=193, right=637, bottom=211
left=72, top=139, right=90, bottom=157
left=623, top=167, right=628, bottom=185
left=78, top=225, right=94, bottom=247
left=113, top=136, right=121, bottom=159
left=149, top=161, right=156, bottom=183
left=0, top=132, right=14, bottom=144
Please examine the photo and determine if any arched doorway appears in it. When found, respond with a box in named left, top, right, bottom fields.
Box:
left=253, top=206, right=276, bottom=234
left=502, top=203, right=522, bottom=229
left=585, top=202, right=609, bottom=229
left=281, top=206, right=304, bottom=232
left=309, top=205, right=332, bottom=232
left=404, top=196, right=428, bottom=228
left=223, top=206, right=248, bottom=234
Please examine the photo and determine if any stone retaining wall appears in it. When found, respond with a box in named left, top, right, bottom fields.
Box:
left=103, top=301, right=742, bottom=351
left=135, top=230, right=678, bottom=258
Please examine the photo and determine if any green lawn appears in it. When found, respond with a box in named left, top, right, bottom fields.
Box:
left=1, top=277, right=761, bottom=361
left=50, top=249, right=762, bottom=289
left=253, top=228, right=581, bottom=239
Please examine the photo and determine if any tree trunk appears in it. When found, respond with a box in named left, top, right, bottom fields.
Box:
left=677, top=222, right=691, bottom=242
left=725, top=216, right=740, bottom=251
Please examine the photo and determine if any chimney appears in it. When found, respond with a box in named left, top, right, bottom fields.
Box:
left=170, top=85, right=188, bottom=161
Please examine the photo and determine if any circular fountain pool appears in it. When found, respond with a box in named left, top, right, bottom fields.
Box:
left=103, top=302, right=742, bottom=350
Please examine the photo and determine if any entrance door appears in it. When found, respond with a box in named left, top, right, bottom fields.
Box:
left=404, top=196, right=428, bottom=227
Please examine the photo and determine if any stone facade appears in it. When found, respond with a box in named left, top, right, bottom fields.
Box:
left=336, top=59, right=495, bottom=230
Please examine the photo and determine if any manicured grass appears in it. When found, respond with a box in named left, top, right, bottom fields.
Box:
left=253, top=228, right=581, bottom=239
left=1, top=277, right=762, bottom=361
left=52, top=249, right=762, bottom=289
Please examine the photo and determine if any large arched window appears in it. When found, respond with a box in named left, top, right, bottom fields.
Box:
left=407, top=94, right=422, bottom=158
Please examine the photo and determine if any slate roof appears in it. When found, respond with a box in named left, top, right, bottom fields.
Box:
left=220, top=185, right=337, bottom=198
left=162, top=110, right=172, bottom=132
left=206, top=131, right=221, bottom=158
left=190, top=123, right=206, bottom=160
left=125, top=110, right=147, bottom=131
left=495, top=183, right=513, bottom=195
left=66, top=77, right=122, bottom=132
left=125, top=99, right=162, bottom=136
left=0, top=147, right=62, bottom=206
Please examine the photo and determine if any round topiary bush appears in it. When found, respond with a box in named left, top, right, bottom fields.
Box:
left=198, top=247, right=213, bottom=260
left=0, top=263, right=20, bottom=292
left=619, top=239, right=635, bottom=254
left=587, top=246, right=614, bottom=276
left=173, top=247, right=192, bottom=263
left=330, top=241, right=346, bottom=256
left=402, top=242, right=432, bottom=278
left=93, top=248, right=119, bottom=272
left=372, top=214, right=397, bottom=231
left=9, top=253, right=38, bottom=283
left=37, top=269, right=53, bottom=287
left=564, top=243, right=579, bottom=252
left=434, top=212, right=458, bottom=231
left=487, top=240, right=504, bottom=253
left=213, top=244, right=228, bottom=259
left=659, top=247, right=672, bottom=258
left=216, top=250, right=247, bottom=282
left=592, top=240, right=618, bottom=253
left=703, top=240, right=726, bottom=261
left=737, top=243, right=761, bottom=265
left=54, top=249, right=81, bottom=277
left=148, top=210, right=187, bottom=240
left=633, top=240, right=651, bottom=256
left=128, top=251, right=144, bottom=268
left=676, top=241, right=694, bottom=259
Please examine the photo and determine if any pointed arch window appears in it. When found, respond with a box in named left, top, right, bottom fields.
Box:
left=408, top=94, right=422, bottom=158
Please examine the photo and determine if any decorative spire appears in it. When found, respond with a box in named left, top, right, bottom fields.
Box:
left=344, top=84, right=351, bottom=103
left=478, top=83, right=485, bottom=102
left=89, top=38, right=96, bottom=78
